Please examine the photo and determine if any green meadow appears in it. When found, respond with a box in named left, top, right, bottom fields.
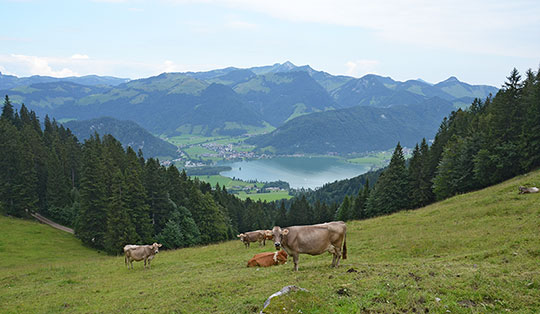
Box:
left=194, top=175, right=293, bottom=202
left=1, top=170, right=540, bottom=313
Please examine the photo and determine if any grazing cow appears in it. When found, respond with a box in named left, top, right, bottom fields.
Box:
left=237, top=230, right=265, bottom=248
left=263, top=230, right=274, bottom=245
left=272, top=221, right=347, bottom=271
left=519, top=186, right=539, bottom=194
left=247, top=250, right=288, bottom=267
left=124, top=243, right=162, bottom=269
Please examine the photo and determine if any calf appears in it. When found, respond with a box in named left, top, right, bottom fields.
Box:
left=237, top=230, right=265, bottom=248
left=519, top=186, right=539, bottom=194
left=247, top=250, right=288, bottom=267
left=124, top=243, right=162, bottom=269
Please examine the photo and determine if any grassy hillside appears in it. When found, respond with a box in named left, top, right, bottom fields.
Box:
left=2, top=170, right=540, bottom=313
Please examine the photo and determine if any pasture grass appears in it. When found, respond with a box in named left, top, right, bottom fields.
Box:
left=2, top=170, right=540, bottom=313
left=236, top=191, right=293, bottom=202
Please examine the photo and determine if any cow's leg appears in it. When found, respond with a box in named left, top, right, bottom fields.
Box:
left=292, top=253, right=299, bottom=271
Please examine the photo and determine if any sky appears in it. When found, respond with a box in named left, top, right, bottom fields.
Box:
left=0, top=0, right=539, bottom=87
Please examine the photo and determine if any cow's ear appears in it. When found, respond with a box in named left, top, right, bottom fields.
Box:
left=158, top=243, right=162, bottom=247
left=237, top=234, right=241, bottom=237
left=282, top=229, right=289, bottom=235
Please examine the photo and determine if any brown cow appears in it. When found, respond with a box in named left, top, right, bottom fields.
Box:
left=247, top=250, right=288, bottom=267
left=519, top=186, right=539, bottom=194
left=237, top=230, right=265, bottom=248
left=124, top=243, right=162, bottom=269
left=272, top=221, right=347, bottom=271
left=263, top=230, right=274, bottom=245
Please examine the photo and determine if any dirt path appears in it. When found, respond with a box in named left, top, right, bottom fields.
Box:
left=31, top=212, right=74, bottom=234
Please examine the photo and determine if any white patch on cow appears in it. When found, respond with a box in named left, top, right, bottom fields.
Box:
left=273, top=252, right=278, bottom=263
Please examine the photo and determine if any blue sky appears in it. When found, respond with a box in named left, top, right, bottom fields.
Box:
left=1, top=0, right=539, bottom=86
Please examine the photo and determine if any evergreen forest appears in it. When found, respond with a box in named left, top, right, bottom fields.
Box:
left=1, top=66, right=539, bottom=255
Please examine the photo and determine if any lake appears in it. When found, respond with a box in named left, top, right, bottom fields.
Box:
left=219, top=157, right=373, bottom=189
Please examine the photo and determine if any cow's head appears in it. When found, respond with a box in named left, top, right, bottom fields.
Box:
left=151, top=243, right=162, bottom=254
left=264, top=230, right=274, bottom=240
left=276, top=250, right=288, bottom=264
left=272, top=226, right=289, bottom=251
left=237, top=233, right=246, bottom=242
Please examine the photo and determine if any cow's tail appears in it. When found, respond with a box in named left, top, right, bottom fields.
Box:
left=342, top=231, right=347, bottom=260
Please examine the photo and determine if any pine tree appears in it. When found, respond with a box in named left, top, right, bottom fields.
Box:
left=124, top=148, right=153, bottom=243
left=275, top=200, right=288, bottom=227
left=366, top=143, right=410, bottom=216
left=0, top=119, right=28, bottom=217
left=104, top=169, right=137, bottom=254
left=335, top=195, right=352, bottom=221
left=352, top=179, right=369, bottom=219
left=520, top=67, right=540, bottom=170
left=408, top=138, right=433, bottom=208
left=144, top=158, right=175, bottom=235
left=1, top=95, right=15, bottom=123
left=75, top=136, right=109, bottom=248
left=188, top=187, right=228, bottom=244
left=287, top=195, right=311, bottom=226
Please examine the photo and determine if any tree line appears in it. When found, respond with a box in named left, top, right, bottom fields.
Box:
left=327, top=67, right=540, bottom=220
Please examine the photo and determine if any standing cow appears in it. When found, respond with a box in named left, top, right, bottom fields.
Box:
left=272, top=221, right=347, bottom=271
left=237, top=230, right=265, bottom=248
left=124, top=243, right=162, bottom=269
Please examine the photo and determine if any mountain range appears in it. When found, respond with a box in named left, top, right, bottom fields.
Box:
left=63, top=117, right=178, bottom=159
left=1, top=62, right=498, bottom=154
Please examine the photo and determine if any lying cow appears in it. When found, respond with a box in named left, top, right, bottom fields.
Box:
left=237, top=230, right=265, bottom=248
left=124, top=243, right=162, bottom=269
left=272, top=221, right=347, bottom=271
left=519, top=186, right=539, bottom=194
left=247, top=250, right=288, bottom=267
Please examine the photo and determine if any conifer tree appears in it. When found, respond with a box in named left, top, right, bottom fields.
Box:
left=352, top=179, right=369, bottom=219
left=275, top=200, right=288, bottom=227
left=335, top=195, right=352, bottom=221
left=366, top=142, right=410, bottom=216
left=520, top=68, right=540, bottom=170
left=104, top=169, right=137, bottom=254
left=1, top=95, right=15, bottom=123
left=124, top=148, right=152, bottom=243
left=76, top=136, right=109, bottom=248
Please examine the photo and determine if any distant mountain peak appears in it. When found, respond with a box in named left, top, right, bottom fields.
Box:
left=282, top=61, right=297, bottom=69
left=441, top=76, right=460, bottom=83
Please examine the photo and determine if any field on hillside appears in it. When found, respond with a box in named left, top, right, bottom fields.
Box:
left=2, top=170, right=540, bottom=313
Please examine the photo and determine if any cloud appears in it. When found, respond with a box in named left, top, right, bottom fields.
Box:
left=183, top=0, right=539, bottom=58
left=345, top=59, right=379, bottom=77
left=225, top=20, right=257, bottom=30
left=71, top=54, right=90, bottom=60
left=8, top=54, right=79, bottom=77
